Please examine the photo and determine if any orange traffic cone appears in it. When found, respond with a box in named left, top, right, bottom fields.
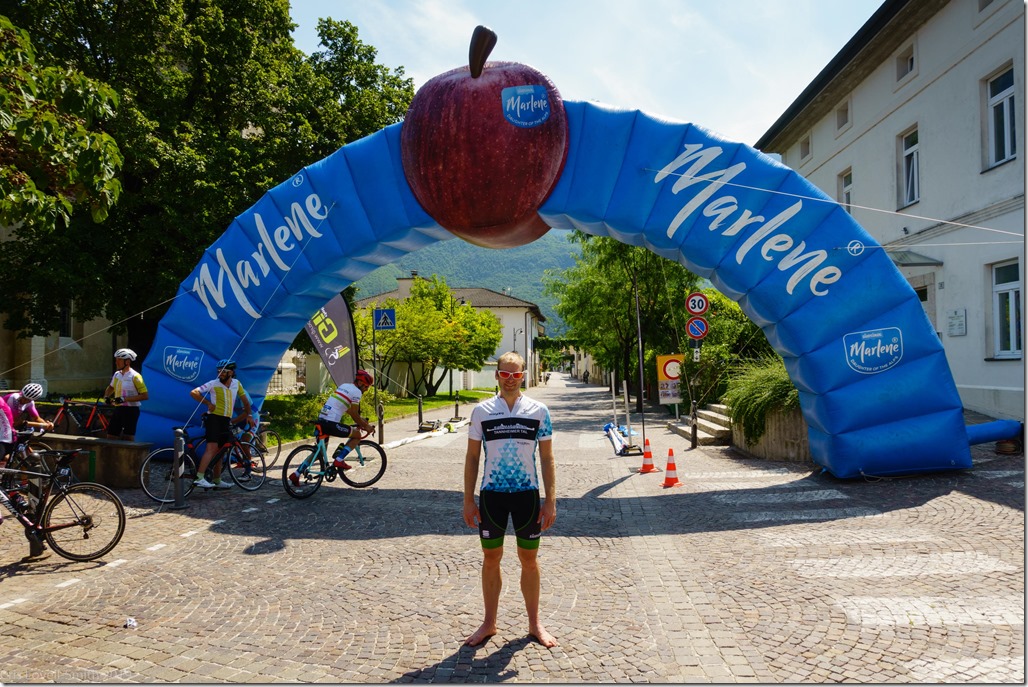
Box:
left=638, top=438, right=660, bottom=473
left=661, top=448, right=683, bottom=488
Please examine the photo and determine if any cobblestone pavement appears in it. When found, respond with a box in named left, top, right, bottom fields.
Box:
left=0, top=373, right=1023, bottom=683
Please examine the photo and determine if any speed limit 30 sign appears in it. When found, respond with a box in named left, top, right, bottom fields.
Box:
left=686, top=292, right=709, bottom=315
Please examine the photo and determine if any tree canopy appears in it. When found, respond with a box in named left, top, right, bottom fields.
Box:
left=0, top=14, right=122, bottom=250
left=0, top=2, right=413, bottom=356
left=545, top=232, right=774, bottom=409
left=354, top=275, right=502, bottom=397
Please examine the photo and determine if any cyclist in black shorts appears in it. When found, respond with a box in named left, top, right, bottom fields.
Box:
left=463, top=351, right=557, bottom=648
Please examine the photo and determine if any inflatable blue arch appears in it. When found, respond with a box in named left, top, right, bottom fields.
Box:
left=136, top=101, right=1018, bottom=478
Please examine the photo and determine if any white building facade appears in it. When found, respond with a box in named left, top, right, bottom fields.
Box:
left=756, top=0, right=1024, bottom=421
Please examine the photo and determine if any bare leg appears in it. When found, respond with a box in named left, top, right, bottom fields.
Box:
left=518, top=546, right=557, bottom=647
left=466, top=546, right=503, bottom=646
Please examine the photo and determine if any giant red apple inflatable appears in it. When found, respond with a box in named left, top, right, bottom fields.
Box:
left=401, top=26, right=568, bottom=248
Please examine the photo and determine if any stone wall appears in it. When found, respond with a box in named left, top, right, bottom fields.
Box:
left=731, top=408, right=812, bottom=464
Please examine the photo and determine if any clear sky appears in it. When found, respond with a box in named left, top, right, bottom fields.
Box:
left=288, top=0, right=884, bottom=146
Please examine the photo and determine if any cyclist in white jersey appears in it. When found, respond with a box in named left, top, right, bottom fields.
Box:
left=288, top=370, right=375, bottom=487
left=463, top=351, right=557, bottom=648
left=189, top=359, right=252, bottom=489
left=103, top=348, right=148, bottom=441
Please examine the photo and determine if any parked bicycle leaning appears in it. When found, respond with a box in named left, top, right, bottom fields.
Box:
left=103, top=348, right=149, bottom=441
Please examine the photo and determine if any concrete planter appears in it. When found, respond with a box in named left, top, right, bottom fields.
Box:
left=730, top=407, right=812, bottom=464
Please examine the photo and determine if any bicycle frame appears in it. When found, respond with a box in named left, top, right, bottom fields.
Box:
left=298, top=425, right=376, bottom=477
left=52, top=397, right=110, bottom=435
left=1, top=455, right=79, bottom=534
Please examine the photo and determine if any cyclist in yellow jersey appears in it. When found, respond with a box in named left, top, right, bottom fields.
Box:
left=103, top=348, right=149, bottom=441
left=189, top=359, right=252, bottom=489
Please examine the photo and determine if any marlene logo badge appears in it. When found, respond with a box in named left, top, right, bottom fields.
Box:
left=844, top=328, right=903, bottom=374
left=501, top=86, right=550, bottom=128
left=164, top=347, right=204, bottom=382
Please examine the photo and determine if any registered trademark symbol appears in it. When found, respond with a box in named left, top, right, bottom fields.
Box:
left=847, top=240, right=865, bottom=256
left=292, top=175, right=304, bottom=187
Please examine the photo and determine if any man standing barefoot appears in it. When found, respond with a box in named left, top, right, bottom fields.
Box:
left=462, top=351, right=558, bottom=648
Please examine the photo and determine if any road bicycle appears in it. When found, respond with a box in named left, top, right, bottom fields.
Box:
left=48, top=397, right=112, bottom=436
left=138, top=421, right=266, bottom=503
left=237, top=414, right=283, bottom=468
left=0, top=445, right=125, bottom=561
left=281, top=423, right=386, bottom=499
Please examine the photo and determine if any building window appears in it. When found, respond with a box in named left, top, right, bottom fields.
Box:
left=987, top=67, right=1016, bottom=166
left=57, top=300, right=84, bottom=345
left=799, top=134, right=811, bottom=162
left=59, top=301, right=73, bottom=339
left=993, top=260, right=1022, bottom=357
left=900, top=128, right=920, bottom=207
left=836, top=101, right=850, bottom=131
left=838, top=169, right=853, bottom=214
left=896, top=44, right=915, bottom=81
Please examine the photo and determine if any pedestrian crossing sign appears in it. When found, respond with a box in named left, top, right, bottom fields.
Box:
left=373, top=308, right=396, bottom=330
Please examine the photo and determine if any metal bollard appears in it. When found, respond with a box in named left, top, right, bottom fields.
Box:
left=377, top=402, right=385, bottom=442
left=171, top=427, right=189, bottom=510
left=417, top=395, right=424, bottom=425
left=690, top=400, right=698, bottom=450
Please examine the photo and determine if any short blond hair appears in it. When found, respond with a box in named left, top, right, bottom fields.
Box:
left=496, top=351, right=525, bottom=370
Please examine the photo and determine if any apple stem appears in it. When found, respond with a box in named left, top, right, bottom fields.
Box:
left=469, top=25, right=497, bottom=78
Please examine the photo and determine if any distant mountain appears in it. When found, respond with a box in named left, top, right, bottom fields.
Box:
left=353, top=229, right=579, bottom=334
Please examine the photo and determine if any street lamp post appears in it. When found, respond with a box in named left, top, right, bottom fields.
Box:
left=512, top=327, right=523, bottom=353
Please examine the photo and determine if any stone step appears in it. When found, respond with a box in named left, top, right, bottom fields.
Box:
left=696, top=407, right=732, bottom=430
left=664, top=421, right=730, bottom=445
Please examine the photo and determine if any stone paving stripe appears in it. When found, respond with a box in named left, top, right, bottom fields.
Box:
left=689, top=469, right=794, bottom=479
left=242, top=507, right=259, bottom=513
left=756, top=528, right=940, bottom=546
left=146, top=544, right=166, bottom=551
left=210, top=519, right=225, bottom=525
left=794, top=552, right=1019, bottom=577
left=180, top=531, right=198, bottom=537
left=979, top=470, right=1023, bottom=479
left=730, top=507, right=880, bottom=523
left=0, top=598, right=29, bottom=609
left=1007, top=480, right=1024, bottom=488
left=903, top=656, right=1025, bottom=683
left=712, top=489, right=847, bottom=504
left=266, top=498, right=280, bottom=504
left=838, top=595, right=1025, bottom=626
left=54, top=579, right=80, bottom=588
left=106, top=559, right=128, bottom=567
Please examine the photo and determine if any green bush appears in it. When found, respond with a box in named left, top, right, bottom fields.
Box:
left=721, top=356, right=799, bottom=446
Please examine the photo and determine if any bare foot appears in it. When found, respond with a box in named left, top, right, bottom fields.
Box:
left=529, top=625, right=558, bottom=648
left=465, top=622, right=496, bottom=646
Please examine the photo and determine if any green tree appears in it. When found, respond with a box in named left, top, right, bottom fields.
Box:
left=545, top=233, right=700, bottom=411
left=0, top=15, right=122, bottom=296
left=355, top=275, right=501, bottom=397
left=0, top=2, right=412, bottom=355
left=686, top=289, right=775, bottom=408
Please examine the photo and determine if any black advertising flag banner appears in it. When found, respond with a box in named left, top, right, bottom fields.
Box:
left=305, top=293, right=357, bottom=387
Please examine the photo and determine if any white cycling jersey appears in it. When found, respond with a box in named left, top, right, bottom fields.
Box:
left=469, top=394, right=553, bottom=493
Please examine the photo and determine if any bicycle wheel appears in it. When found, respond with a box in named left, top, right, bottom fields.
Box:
left=42, top=482, right=126, bottom=561
left=258, top=429, right=283, bottom=468
left=339, top=440, right=387, bottom=488
left=281, top=445, right=325, bottom=499
left=140, top=448, right=197, bottom=503
left=228, top=442, right=266, bottom=491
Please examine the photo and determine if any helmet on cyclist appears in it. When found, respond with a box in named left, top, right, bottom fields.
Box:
left=20, top=383, right=44, bottom=400
left=216, top=359, right=237, bottom=371
left=114, top=348, right=137, bottom=361
left=354, top=369, right=373, bottom=388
